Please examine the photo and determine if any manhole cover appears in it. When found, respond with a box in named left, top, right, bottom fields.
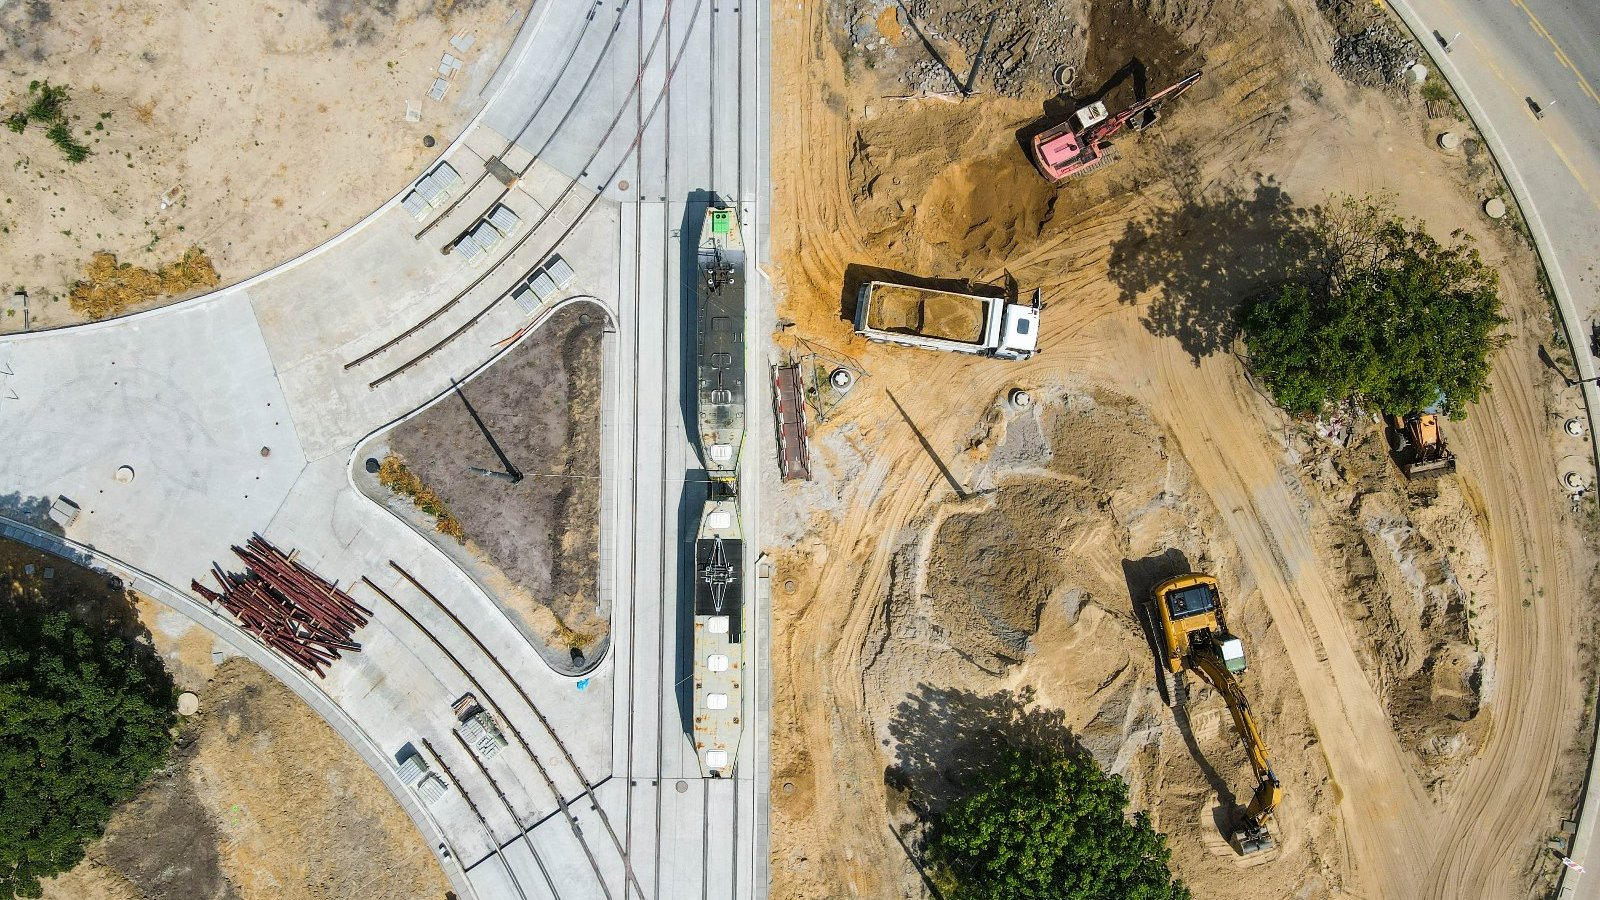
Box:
left=114, top=465, right=135, bottom=484
left=618, top=180, right=630, bottom=191
left=580, top=313, right=592, bottom=325
left=422, top=135, right=436, bottom=148
left=675, top=780, right=689, bottom=793
left=782, top=782, right=795, bottom=794
left=365, top=457, right=381, bottom=474
left=177, top=692, right=200, bottom=716
left=784, top=580, right=797, bottom=594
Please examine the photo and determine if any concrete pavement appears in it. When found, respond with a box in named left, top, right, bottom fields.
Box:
left=1381, top=0, right=1600, bottom=895
left=0, top=0, right=769, bottom=893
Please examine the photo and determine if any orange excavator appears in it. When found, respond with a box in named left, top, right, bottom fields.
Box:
left=1030, top=71, right=1202, bottom=183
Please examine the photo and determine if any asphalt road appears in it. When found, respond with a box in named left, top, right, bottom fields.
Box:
left=1383, top=0, right=1600, bottom=895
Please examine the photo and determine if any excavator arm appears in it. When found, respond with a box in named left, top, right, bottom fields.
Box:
left=1191, top=648, right=1282, bottom=852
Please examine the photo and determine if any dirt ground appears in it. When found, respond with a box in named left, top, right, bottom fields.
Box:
left=376, top=303, right=608, bottom=667
left=40, top=658, right=454, bottom=900
left=0, top=0, right=523, bottom=331
left=767, top=0, right=1599, bottom=896
left=0, top=539, right=450, bottom=900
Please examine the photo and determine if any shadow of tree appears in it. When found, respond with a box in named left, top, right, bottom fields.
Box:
left=0, top=491, right=64, bottom=536
left=1106, top=174, right=1322, bottom=364
left=885, top=683, right=1085, bottom=817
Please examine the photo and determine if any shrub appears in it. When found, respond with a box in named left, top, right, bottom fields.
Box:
left=926, top=746, right=1190, bottom=900
left=1239, top=196, right=1507, bottom=418
left=0, top=603, right=175, bottom=898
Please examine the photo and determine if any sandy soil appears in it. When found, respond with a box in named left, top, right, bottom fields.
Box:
left=374, top=303, right=608, bottom=667
left=766, top=0, right=1600, bottom=897
left=0, top=539, right=450, bottom=900
left=0, top=0, right=523, bottom=330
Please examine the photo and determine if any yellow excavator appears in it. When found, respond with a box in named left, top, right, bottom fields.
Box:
left=1149, top=573, right=1282, bottom=856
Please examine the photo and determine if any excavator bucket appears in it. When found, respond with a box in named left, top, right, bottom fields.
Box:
left=1402, top=455, right=1457, bottom=479
left=1234, top=827, right=1275, bottom=856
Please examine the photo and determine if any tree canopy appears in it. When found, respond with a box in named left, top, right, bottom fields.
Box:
left=925, top=746, right=1190, bottom=900
left=0, top=603, right=174, bottom=898
left=1239, top=198, right=1508, bottom=419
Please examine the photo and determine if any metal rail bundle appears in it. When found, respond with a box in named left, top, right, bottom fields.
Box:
left=191, top=535, right=372, bottom=677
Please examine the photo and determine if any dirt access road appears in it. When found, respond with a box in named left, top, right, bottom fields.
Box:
left=766, top=0, right=1598, bottom=896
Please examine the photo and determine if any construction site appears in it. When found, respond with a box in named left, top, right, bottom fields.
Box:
left=766, top=0, right=1600, bottom=897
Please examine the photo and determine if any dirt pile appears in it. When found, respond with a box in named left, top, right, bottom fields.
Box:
left=772, top=386, right=1345, bottom=899
left=1298, top=422, right=1491, bottom=793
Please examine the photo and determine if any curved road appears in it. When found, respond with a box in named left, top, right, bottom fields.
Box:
left=1382, top=0, right=1600, bottom=895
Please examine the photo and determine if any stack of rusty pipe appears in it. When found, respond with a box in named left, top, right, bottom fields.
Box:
left=192, top=535, right=372, bottom=677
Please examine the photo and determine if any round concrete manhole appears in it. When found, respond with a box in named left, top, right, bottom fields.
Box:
left=1484, top=197, right=1507, bottom=219
left=618, top=180, right=630, bottom=191
left=784, top=580, right=797, bottom=594
left=675, top=780, right=689, bottom=794
left=365, top=457, right=382, bottom=474
left=114, top=465, right=135, bottom=484
left=422, top=135, right=436, bottom=148
left=177, top=692, right=200, bottom=716
left=1437, top=131, right=1461, bottom=151
left=782, top=782, right=795, bottom=795
left=1566, top=418, right=1586, bottom=438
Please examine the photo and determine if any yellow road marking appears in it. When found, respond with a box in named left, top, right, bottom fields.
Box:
left=1547, top=139, right=1600, bottom=212
left=1509, top=0, right=1600, bottom=108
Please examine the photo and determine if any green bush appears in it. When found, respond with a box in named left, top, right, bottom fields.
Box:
left=43, top=119, right=88, bottom=164
left=0, top=604, right=175, bottom=898
left=1239, top=197, right=1507, bottom=418
left=926, top=746, right=1190, bottom=900
left=5, top=81, right=91, bottom=163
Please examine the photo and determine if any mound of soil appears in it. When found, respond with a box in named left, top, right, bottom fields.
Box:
left=1300, top=422, right=1491, bottom=793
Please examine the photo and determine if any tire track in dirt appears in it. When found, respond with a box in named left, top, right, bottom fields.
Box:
left=1116, top=326, right=1433, bottom=895
left=1418, top=307, right=1586, bottom=898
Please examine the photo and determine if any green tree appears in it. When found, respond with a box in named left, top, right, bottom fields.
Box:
left=1240, top=197, right=1508, bottom=419
left=0, top=604, right=174, bottom=898
left=925, top=746, right=1189, bottom=900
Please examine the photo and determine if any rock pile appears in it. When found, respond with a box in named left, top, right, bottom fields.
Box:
left=1330, top=22, right=1416, bottom=89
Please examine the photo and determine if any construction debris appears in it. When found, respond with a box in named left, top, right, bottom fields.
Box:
left=773, top=363, right=813, bottom=481
left=191, top=535, right=372, bottom=677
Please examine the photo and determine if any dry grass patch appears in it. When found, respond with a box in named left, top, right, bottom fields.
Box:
left=377, top=452, right=465, bottom=541
left=67, top=247, right=220, bottom=320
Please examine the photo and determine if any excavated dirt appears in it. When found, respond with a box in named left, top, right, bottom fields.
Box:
left=0, top=0, right=523, bottom=331
left=767, top=0, right=1600, bottom=895
left=1298, top=423, right=1493, bottom=795
left=375, top=303, right=608, bottom=665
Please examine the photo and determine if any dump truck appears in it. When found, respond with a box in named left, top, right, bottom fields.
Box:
left=854, top=281, right=1040, bottom=360
left=1387, top=412, right=1457, bottom=479
left=1147, top=573, right=1282, bottom=857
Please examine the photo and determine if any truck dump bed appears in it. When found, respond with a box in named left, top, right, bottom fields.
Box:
left=863, top=284, right=986, bottom=344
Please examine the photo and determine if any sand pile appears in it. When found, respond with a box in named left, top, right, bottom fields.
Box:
left=834, top=386, right=1344, bottom=898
